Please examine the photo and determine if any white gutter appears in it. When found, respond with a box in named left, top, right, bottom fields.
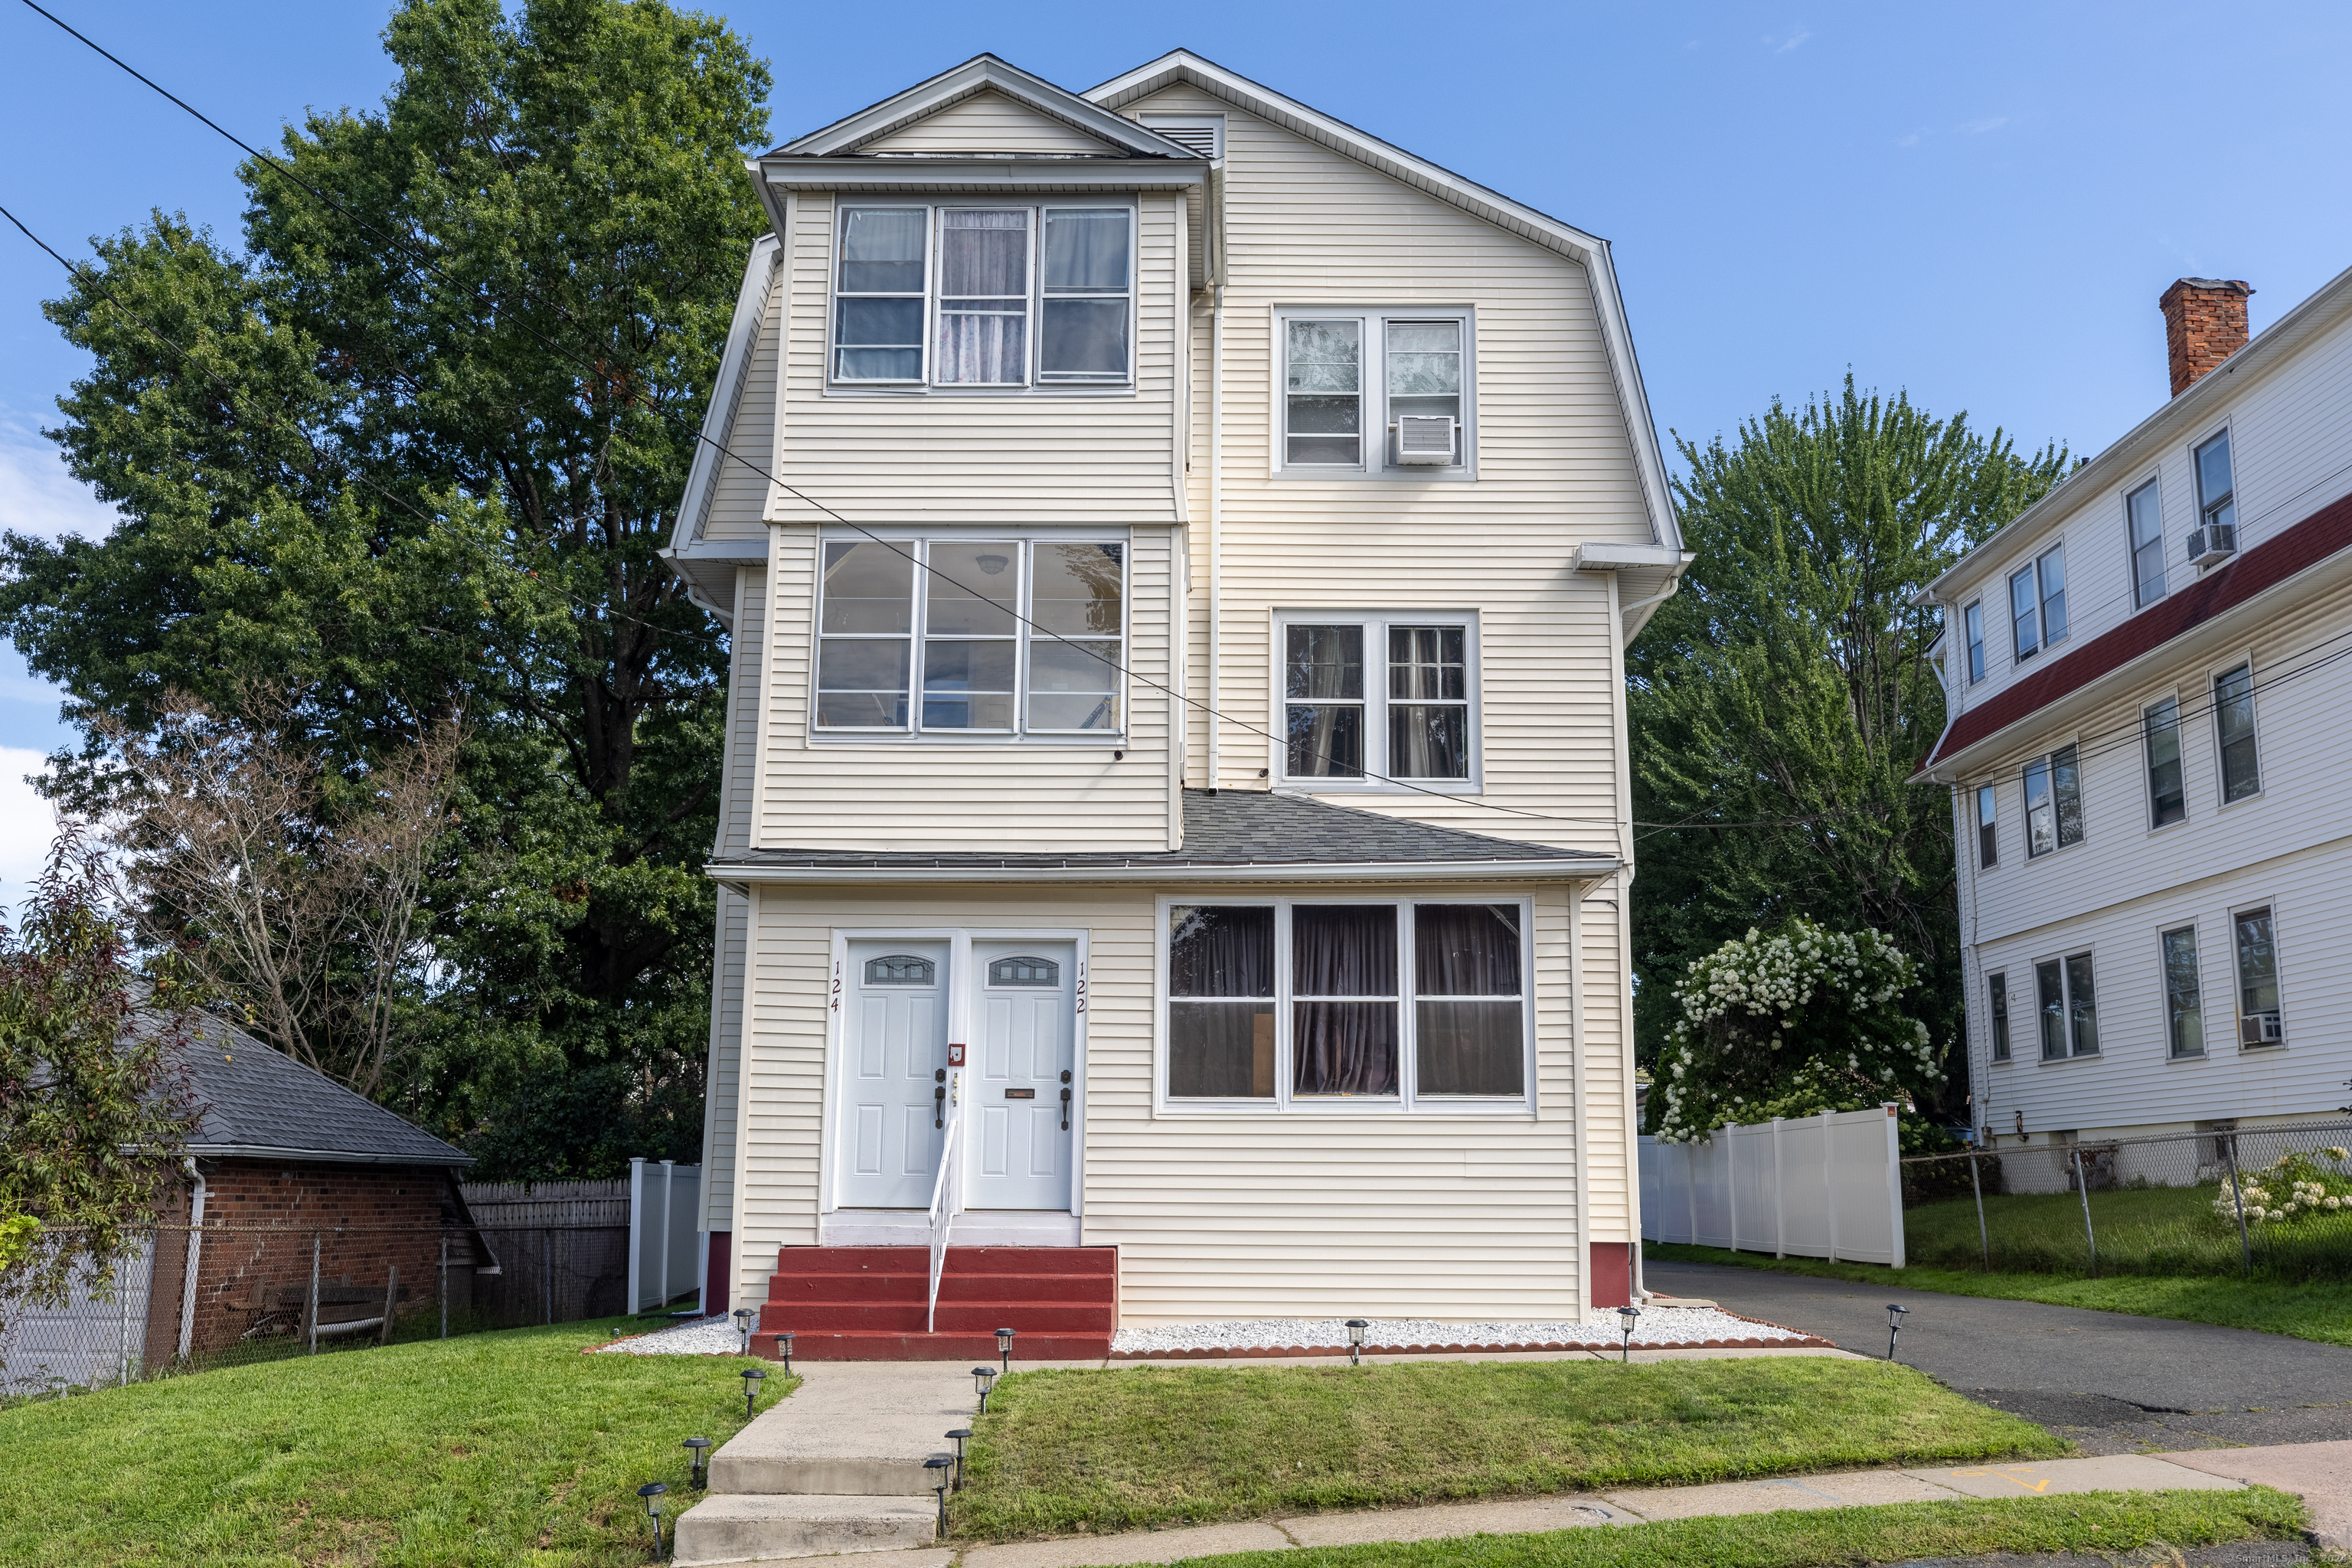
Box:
left=707, top=857, right=1619, bottom=885
left=176, top=1159, right=206, bottom=1361
left=182, top=1145, right=472, bottom=1166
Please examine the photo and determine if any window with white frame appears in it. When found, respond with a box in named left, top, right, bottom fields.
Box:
left=2161, top=925, right=2203, bottom=1058
left=2009, top=544, right=2068, bottom=661
left=2022, top=744, right=2083, bottom=857
left=2196, top=430, right=2236, bottom=536
left=1276, top=308, right=1473, bottom=474
left=829, top=203, right=1135, bottom=389
left=1276, top=612, right=1476, bottom=786
left=2128, top=479, right=2167, bottom=606
left=1165, top=900, right=1529, bottom=1107
left=1976, top=784, right=1998, bottom=869
left=813, top=537, right=1125, bottom=737
left=1986, top=969, right=2011, bottom=1061
left=2034, top=951, right=2098, bottom=1060
left=2213, top=661, right=2260, bottom=802
left=1963, top=601, right=1987, bottom=683
left=2234, top=905, right=2282, bottom=1046
left=2144, top=697, right=2186, bottom=827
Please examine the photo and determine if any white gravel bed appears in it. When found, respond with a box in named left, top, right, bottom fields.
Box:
left=594, top=1317, right=753, bottom=1355
left=1110, top=1308, right=1805, bottom=1356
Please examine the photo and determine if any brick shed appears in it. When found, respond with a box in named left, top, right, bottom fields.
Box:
left=142, top=1017, right=495, bottom=1364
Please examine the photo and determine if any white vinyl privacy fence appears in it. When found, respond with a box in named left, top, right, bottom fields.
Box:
left=627, top=1159, right=704, bottom=1314
left=1641, top=1105, right=1906, bottom=1267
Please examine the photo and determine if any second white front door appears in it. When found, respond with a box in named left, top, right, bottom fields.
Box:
left=969, top=941, right=1076, bottom=1210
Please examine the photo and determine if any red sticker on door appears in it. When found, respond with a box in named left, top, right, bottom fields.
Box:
left=946, top=1044, right=965, bottom=1067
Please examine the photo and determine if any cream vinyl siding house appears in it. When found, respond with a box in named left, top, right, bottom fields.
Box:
left=1919, top=268, right=2352, bottom=1155
left=668, top=52, right=1684, bottom=1340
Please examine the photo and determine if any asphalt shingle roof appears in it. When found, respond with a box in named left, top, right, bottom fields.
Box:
left=150, top=1011, right=470, bottom=1168
left=713, top=789, right=1614, bottom=872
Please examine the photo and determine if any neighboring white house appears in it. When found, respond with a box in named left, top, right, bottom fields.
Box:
left=663, top=51, right=1685, bottom=1341
left=1918, top=268, right=2352, bottom=1154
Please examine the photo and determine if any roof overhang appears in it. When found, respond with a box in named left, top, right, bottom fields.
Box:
left=1086, top=49, right=1681, bottom=559
left=188, top=1144, right=472, bottom=1168
left=665, top=232, right=782, bottom=629
left=710, top=856, right=1619, bottom=886
left=769, top=54, right=1207, bottom=162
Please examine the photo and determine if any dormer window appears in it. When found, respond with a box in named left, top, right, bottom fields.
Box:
left=831, top=203, right=1135, bottom=390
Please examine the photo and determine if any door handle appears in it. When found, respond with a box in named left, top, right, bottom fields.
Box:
left=934, top=1083, right=946, bottom=1130
left=1060, top=1086, right=1072, bottom=1132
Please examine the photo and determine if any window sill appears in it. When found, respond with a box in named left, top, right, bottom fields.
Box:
left=823, top=384, right=1139, bottom=400
left=1274, top=779, right=1481, bottom=796
left=1266, top=467, right=1478, bottom=484
left=2036, top=1051, right=2101, bottom=1066
left=809, top=733, right=1127, bottom=746
left=1155, top=1099, right=1537, bottom=1119
left=2236, top=1040, right=2287, bottom=1053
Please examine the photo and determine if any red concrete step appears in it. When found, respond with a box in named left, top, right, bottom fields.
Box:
left=757, top=1300, right=1111, bottom=1335
left=771, top=1245, right=1115, bottom=1277
left=765, top=1270, right=1115, bottom=1305
left=759, top=1328, right=1111, bottom=1362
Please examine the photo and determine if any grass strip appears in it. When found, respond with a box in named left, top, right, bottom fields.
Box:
left=0, top=1316, right=789, bottom=1567
left=1648, top=1240, right=2352, bottom=1347
left=1132, top=1487, right=2308, bottom=1568
left=955, top=1356, right=2061, bottom=1539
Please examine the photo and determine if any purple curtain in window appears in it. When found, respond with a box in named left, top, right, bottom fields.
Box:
left=1293, top=906, right=1397, bottom=1095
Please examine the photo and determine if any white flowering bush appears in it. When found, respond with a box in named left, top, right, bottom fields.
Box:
left=1649, top=916, right=1942, bottom=1145
left=2213, top=1146, right=2352, bottom=1227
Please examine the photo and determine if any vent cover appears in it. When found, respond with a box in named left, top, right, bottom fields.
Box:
left=1138, top=115, right=1223, bottom=159
left=1396, top=414, right=1459, bottom=465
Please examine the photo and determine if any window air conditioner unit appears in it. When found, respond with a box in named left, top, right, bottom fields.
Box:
left=1395, top=415, right=1457, bottom=465
left=2241, top=1011, right=2283, bottom=1046
left=2186, top=523, right=2238, bottom=567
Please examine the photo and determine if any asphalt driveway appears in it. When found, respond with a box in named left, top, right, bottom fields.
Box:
left=1648, top=1256, right=2352, bottom=1452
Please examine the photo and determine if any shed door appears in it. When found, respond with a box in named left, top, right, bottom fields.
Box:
left=838, top=941, right=949, bottom=1209
left=969, top=942, right=1076, bottom=1210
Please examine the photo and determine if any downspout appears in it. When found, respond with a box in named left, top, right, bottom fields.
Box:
left=176, top=1158, right=206, bottom=1361
left=1204, top=162, right=1225, bottom=792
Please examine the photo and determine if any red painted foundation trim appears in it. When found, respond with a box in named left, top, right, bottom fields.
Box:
left=704, top=1230, right=730, bottom=1315
left=1588, top=1241, right=1633, bottom=1308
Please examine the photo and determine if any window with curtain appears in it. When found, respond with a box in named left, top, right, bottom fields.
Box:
left=935, top=210, right=1030, bottom=385
left=2161, top=926, right=2202, bottom=1057
left=2022, top=743, right=2083, bottom=858
left=1285, top=320, right=1363, bottom=466
left=1168, top=906, right=1276, bottom=1097
left=1039, top=208, right=1131, bottom=382
left=1292, top=906, right=1399, bottom=1096
left=1278, top=613, right=1477, bottom=787
left=2214, top=662, right=2259, bottom=802
left=2235, top=906, right=2282, bottom=1045
left=814, top=537, right=1124, bottom=738
left=2128, top=479, right=2167, bottom=606
left=1413, top=905, right=1524, bottom=1095
left=1986, top=971, right=2010, bottom=1061
left=2145, top=698, right=2185, bottom=827
left=834, top=207, right=927, bottom=381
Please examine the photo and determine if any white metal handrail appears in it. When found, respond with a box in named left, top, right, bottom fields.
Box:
left=925, top=1074, right=964, bottom=1333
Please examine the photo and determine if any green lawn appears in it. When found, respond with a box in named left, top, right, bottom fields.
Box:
left=1649, top=1240, right=2352, bottom=1346
left=953, top=1355, right=2063, bottom=1540
left=0, top=1316, right=789, bottom=1567
left=1127, top=1488, right=2308, bottom=1568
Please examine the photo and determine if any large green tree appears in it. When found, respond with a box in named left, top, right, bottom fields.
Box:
left=0, top=0, right=773, bottom=1175
left=1630, top=379, right=2068, bottom=1118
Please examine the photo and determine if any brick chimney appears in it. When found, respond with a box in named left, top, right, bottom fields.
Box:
left=2159, top=278, right=2252, bottom=396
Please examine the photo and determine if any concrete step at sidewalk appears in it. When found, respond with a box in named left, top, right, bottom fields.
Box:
left=710, top=1451, right=943, bottom=1498
left=672, top=1493, right=937, bottom=1563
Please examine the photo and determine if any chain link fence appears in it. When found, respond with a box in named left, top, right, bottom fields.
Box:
left=0, top=1220, right=684, bottom=1400
left=1900, top=1118, right=2352, bottom=1281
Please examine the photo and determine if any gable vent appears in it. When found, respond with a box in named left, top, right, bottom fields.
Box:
left=1138, top=114, right=1223, bottom=160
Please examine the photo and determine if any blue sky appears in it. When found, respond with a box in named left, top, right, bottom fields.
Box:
left=3, top=0, right=2351, bottom=895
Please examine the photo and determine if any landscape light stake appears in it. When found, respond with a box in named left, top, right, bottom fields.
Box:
left=773, top=1331, right=793, bottom=1373
left=733, top=1307, right=756, bottom=1354
left=946, top=1428, right=972, bottom=1491
left=1969, top=1155, right=1990, bottom=1271
left=2221, top=1140, right=2253, bottom=1276
left=740, top=1366, right=766, bottom=1419
left=926, top=1455, right=953, bottom=1537
left=637, top=1481, right=668, bottom=1560
left=1885, top=1304, right=1908, bottom=1361
left=995, top=1327, right=1015, bottom=1375
left=972, top=1366, right=997, bottom=1413
left=682, top=1437, right=710, bottom=1491
left=2071, top=1148, right=2098, bottom=1277
left=1345, top=1318, right=1368, bottom=1367
left=1617, top=1305, right=1642, bottom=1364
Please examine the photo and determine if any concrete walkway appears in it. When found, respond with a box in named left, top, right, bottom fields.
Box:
left=1648, top=1258, right=2352, bottom=1452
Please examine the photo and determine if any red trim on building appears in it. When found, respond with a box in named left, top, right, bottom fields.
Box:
left=1926, top=489, right=2352, bottom=769
left=1588, top=1241, right=1633, bottom=1308
left=704, top=1230, right=730, bottom=1315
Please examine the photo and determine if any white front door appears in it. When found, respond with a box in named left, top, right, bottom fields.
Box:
left=969, top=941, right=1076, bottom=1210
left=838, top=941, right=949, bottom=1208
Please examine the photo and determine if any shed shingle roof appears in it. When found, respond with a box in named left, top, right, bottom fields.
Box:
left=713, top=789, right=1615, bottom=874
left=152, top=1012, right=470, bottom=1168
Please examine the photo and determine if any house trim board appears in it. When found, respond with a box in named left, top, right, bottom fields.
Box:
left=711, top=858, right=1615, bottom=884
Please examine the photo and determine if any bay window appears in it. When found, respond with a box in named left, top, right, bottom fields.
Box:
left=1164, top=900, right=1530, bottom=1109
left=1278, top=612, right=1477, bottom=787
left=831, top=203, right=1135, bottom=388
left=815, top=536, right=1125, bottom=737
